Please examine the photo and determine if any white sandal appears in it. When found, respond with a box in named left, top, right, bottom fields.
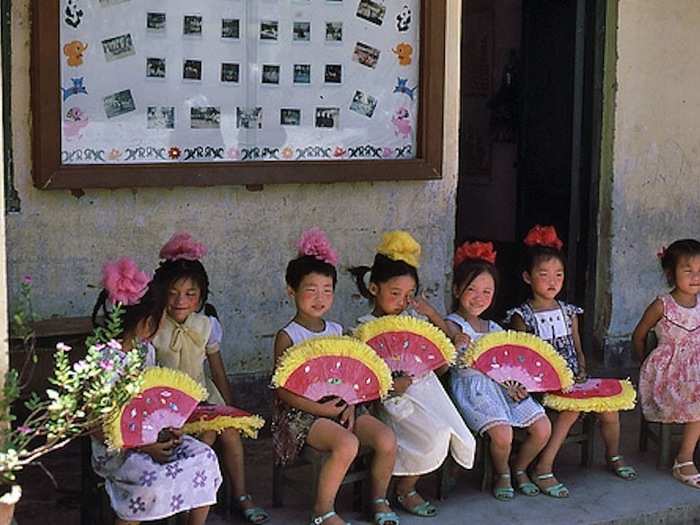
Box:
left=672, top=460, right=700, bottom=488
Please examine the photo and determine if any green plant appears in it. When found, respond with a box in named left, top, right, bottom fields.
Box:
left=0, top=284, right=145, bottom=486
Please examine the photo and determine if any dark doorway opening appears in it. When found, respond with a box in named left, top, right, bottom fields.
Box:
left=456, top=0, right=606, bottom=361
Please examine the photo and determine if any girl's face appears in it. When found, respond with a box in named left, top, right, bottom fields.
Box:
left=289, top=272, right=334, bottom=319
left=524, top=257, right=565, bottom=301
left=456, top=271, right=495, bottom=318
left=370, top=275, right=417, bottom=316
left=166, top=278, right=202, bottom=323
left=674, top=255, right=700, bottom=295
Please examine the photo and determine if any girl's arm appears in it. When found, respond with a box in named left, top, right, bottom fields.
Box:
left=570, top=314, right=587, bottom=380
left=410, top=295, right=450, bottom=334
left=509, top=312, right=528, bottom=332
left=445, top=319, right=471, bottom=350
left=207, top=351, right=235, bottom=406
left=632, top=299, right=663, bottom=361
left=273, top=330, right=347, bottom=418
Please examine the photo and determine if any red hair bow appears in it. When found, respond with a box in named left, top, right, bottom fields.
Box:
left=523, top=225, right=563, bottom=250
left=454, top=241, right=497, bottom=267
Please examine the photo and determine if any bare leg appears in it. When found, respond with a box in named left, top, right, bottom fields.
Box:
left=513, top=416, right=551, bottom=488
left=533, top=411, right=579, bottom=491
left=486, top=424, right=513, bottom=490
left=114, top=520, right=138, bottom=525
left=354, top=414, right=397, bottom=517
left=676, top=421, right=700, bottom=476
left=306, top=418, right=360, bottom=525
left=186, top=505, right=210, bottom=525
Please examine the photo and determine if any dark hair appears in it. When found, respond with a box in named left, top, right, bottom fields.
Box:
left=452, top=259, right=499, bottom=311
left=285, top=255, right=338, bottom=290
left=92, top=258, right=217, bottom=339
left=523, top=245, right=567, bottom=274
left=660, top=238, right=700, bottom=286
left=349, top=253, right=420, bottom=299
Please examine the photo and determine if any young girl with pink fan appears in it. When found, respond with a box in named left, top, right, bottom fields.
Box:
left=350, top=231, right=475, bottom=518
left=633, top=239, right=700, bottom=488
left=445, top=241, right=550, bottom=501
left=91, top=257, right=221, bottom=525
left=507, top=225, right=637, bottom=498
left=137, top=233, right=269, bottom=524
left=272, top=228, right=399, bottom=525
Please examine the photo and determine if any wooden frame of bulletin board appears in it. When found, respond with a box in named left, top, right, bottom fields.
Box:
left=31, top=0, right=446, bottom=189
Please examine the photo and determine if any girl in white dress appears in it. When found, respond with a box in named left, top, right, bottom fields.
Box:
left=350, top=231, right=475, bottom=518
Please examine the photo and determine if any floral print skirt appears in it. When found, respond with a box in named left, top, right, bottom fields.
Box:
left=92, top=435, right=222, bottom=521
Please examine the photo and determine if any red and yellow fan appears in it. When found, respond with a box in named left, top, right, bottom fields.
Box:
left=183, top=405, right=265, bottom=439
left=104, top=367, right=207, bottom=449
left=543, top=378, right=636, bottom=412
left=461, top=331, right=574, bottom=392
left=271, top=336, right=392, bottom=404
left=355, top=315, right=456, bottom=377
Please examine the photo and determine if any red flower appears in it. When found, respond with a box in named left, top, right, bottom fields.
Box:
left=168, top=146, right=182, bottom=160
left=523, top=225, right=563, bottom=250
left=454, top=241, right=497, bottom=267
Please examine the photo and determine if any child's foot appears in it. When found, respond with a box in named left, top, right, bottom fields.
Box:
left=492, top=472, right=515, bottom=501
left=607, top=455, right=638, bottom=480
left=371, top=497, right=399, bottom=525
left=673, top=458, right=700, bottom=488
left=396, top=489, right=438, bottom=517
left=310, top=510, right=348, bottom=525
left=513, top=470, right=540, bottom=496
left=532, top=470, right=569, bottom=498
left=237, top=494, right=270, bottom=524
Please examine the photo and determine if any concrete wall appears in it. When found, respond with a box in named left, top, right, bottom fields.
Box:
left=603, top=0, right=700, bottom=360
left=6, top=0, right=462, bottom=377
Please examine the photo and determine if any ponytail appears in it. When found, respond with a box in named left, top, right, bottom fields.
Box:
left=349, top=265, right=373, bottom=299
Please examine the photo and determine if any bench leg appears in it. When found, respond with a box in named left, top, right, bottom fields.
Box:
left=659, top=423, right=673, bottom=470
left=481, top=442, right=493, bottom=492
left=272, top=463, right=284, bottom=508
left=639, top=414, right=649, bottom=453
left=581, top=415, right=595, bottom=468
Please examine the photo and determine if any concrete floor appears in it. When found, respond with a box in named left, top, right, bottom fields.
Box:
left=13, top=409, right=700, bottom=525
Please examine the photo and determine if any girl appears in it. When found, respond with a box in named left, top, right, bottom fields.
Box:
left=633, top=239, right=700, bottom=487
left=445, top=241, right=551, bottom=501
left=140, top=233, right=269, bottom=524
left=272, top=228, right=399, bottom=525
left=91, top=257, right=221, bottom=525
left=507, top=225, right=637, bottom=498
left=350, top=231, right=475, bottom=518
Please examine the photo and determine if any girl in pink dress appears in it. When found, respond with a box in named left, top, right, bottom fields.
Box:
left=634, top=238, right=700, bottom=488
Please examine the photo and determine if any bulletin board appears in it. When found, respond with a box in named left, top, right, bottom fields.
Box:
left=32, top=1, right=447, bottom=188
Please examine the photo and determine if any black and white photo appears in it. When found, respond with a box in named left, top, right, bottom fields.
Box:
left=324, top=64, right=342, bottom=84
left=103, top=89, right=135, bottom=118
left=293, top=64, right=311, bottom=84
left=146, top=57, right=166, bottom=78
left=191, top=106, right=221, bottom=129
left=349, top=90, right=378, bottom=118
left=146, top=12, right=166, bottom=32
left=183, top=15, right=203, bottom=36
left=183, top=59, right=202, bottom=80
left=356, top=0, right=386, bottom=26
left=147, top=106, right=175, bottom=129
left=222, top=18, right=240, bottom=39
left=293, top=21, right=311, bottom=42
left=221, top=62, right=240, bottom=83
left=237, top=107, right=263, bottom=129
left=325, top=22, right=343, bottom=42
left=280, top=108, right=301, bottom=126
left=262, top=64, right=280, bottom=85
left=260, top=20, right=279, bottom=41
left=101, top=34, right=135, bottom=62
left=315, top=107, right=339, bottom=128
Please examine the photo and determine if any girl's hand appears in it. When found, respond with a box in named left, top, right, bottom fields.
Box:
left=409, top=294, right=438, bottom=318
left=504, top=380, right=529, bottom=402
left=139, top=429, right=181, bottom=463
left=339, top=404, right=355, bottom=431
left=392, top=375, right=413, bottom=396
left=575, top=369, right=588, bottom=384
left=453, top=333, right=471, bottom=350
left=318, top=397, right=348, bottom=418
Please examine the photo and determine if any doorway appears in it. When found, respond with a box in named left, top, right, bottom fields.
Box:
left=456, top=0, right=606, bottom=359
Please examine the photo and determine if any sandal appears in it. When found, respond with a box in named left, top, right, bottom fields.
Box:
left=514, top=470, right=540, bottom=496
left=672, top=460, right=700, bottom=489
left=310, top=510, right=351, bottom=525
left=371, top=497, right=400, bottom=525
left=533, top=473, right=569, bottom=498
left=238, top=494, right=271, bottom=524
left=492, top=472, right=515, bottom=501
left=608, top=455, right=638, bottom=480
left=396, top=490, right=438, bottom=517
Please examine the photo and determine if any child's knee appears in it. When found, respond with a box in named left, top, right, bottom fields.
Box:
left=334, top=432, right=360, bottom=460
left=530, top=417, right=552, bottom=442
left=220, top=428, right=243, bottom=447
left=374, top=427, right=397, bottom=456
left=598, top=411, right=619, bottom=425
left=488, top=425, right=513, bottom=449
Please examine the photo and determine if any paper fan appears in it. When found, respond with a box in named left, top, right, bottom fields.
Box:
left=355, top=315, right=456, bottom=377
left=271, top=336, right=392, bottom=404
left=104, top=367, right=207, bottom=449
left=543, top=378, right=637, bottom=412
left=461, top=331, right=574, bottom=392
left=183, top=404, right=265, bottom=439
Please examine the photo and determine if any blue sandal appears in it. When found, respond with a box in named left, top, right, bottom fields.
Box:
left=371, top=497, right=400, bottom=525
left=608, top=455, right=638, bottom=480
left=534, top=473, right=569, bottom=498
left=310, top=510, right=350, bottom=525
left=396, top=490, right=438, bottom=517
left=514, top=470, right=540, bottom=496
left=492, top=473, right=515, bottom=501
left=238, top=494, right=270, bottom=524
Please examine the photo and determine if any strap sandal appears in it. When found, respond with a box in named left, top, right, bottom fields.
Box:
left=396, top=490, right=438, bottom=517
left=534, top=473, right=569, bottom=498
left=672, top=460, right=700, bottom=489
left=492, top=472, right=515, bottom=501
left=607, top=455, right=638, bottom=480
left=371, top=497, right=400, bottom=525
left=514, top=470, right=540, bottom=496
left=310, top=510, right=351, bottom=525
left=238, top=494, right=271, bottom=524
